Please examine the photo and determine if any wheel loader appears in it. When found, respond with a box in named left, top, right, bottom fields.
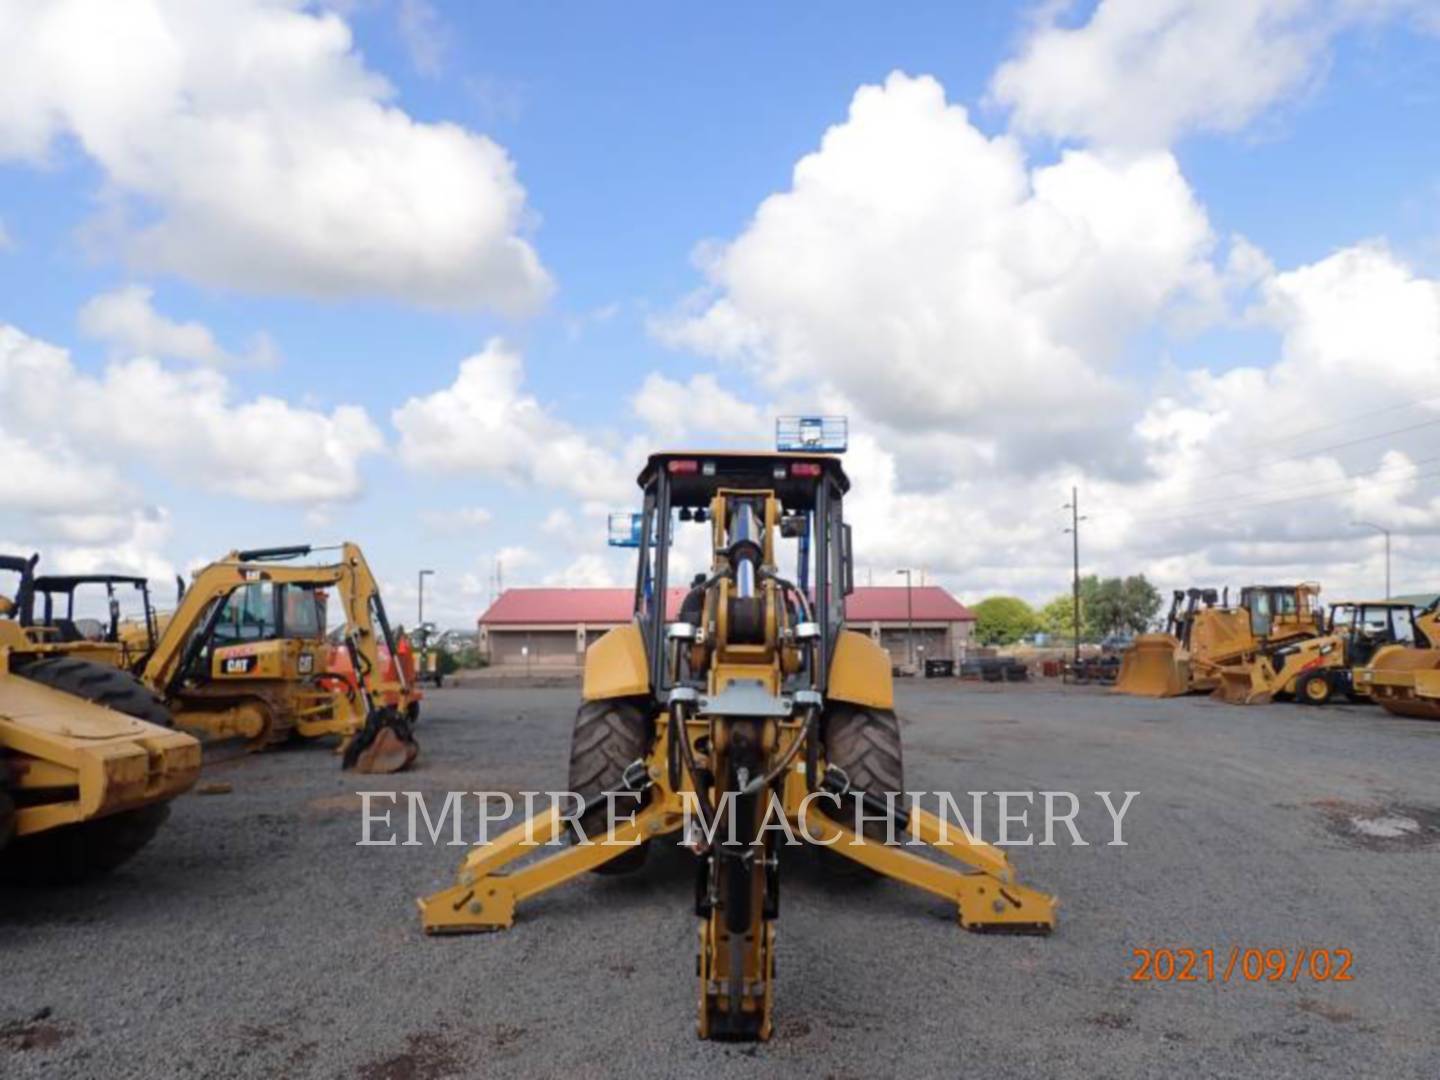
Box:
left=0, top=554, right=200, bottom=884
left=1213, top=599, right=1438, bottom=706
left=20, top=567, right=161, bottom=672
left=420, top=451, right=1056, bottom=1040
left=137, top=544, right=420, bottom=774
left=1114, top=583, right=1323, bottom=697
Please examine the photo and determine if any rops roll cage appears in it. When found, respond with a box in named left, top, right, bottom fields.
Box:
left=629, top=453, right=853, bottom=701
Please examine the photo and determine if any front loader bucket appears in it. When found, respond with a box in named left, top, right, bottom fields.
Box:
left=1212, top=664, right=1273, bottom=706
left=1364, top=648, right=1440, bottom=720
left=343, top=707, right=419, bottom=774
left=1114, top=635, right=1189, bottom=697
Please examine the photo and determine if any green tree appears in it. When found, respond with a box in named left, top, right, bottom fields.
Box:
left=972, top=596, right=1040, bottom=646
left=1083, top=574, right=1162, bottom=637
left=1039, top=594, right=1079, bottom=637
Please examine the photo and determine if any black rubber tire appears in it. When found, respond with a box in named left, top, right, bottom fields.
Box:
left=0, top=804, right=171, bottom=887
left=824, top=705, right=905, bottom=817
left=567, top=699, right=652, bottom=875
left=1297, top=672, right=1332, bottom=706
left=3, top=657, right=176, bottom=885
left=821, top=705, right=905, bottom=878
left=18, top=656, right=173, bottom=727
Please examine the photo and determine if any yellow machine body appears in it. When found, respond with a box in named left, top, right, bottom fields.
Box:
left=582, top=621, right=651, bottom=701
left=1352, top=606, right=1440, bottom=718
left=1213, top=634, right=1344, bottom=705
left=420, top=450, right=1053, bottom=1041
left=1215, top=599, right=1436, bottom=706
left=140, top=543, right=418, bottom=772
left=1118, top=584, right=1323, bottom=698
left=0, top=600, right=200, bottom=875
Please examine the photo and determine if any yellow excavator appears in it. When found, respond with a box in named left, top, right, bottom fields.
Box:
left=1115, top=584, right=1323, bottom=697
left=1217, top=599, right=1440, bottom=706
left=420, top=451, right=1055, bottom=1040
left=138, top=544, right=419, bottom=774
left=1, top=553, right=200, bottom=883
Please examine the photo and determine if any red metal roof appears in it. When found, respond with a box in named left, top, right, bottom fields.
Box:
left=844, top=586, right=974, bottom=622
left=479, top=585, right=972, bottom=625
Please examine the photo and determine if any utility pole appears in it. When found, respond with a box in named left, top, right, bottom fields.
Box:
left=1351, top=521, right=1391, bottom=599
left=418, top=569, right=434, bottom=626
left=1062, top=488, right=1087, bottom=670
left=896, top=569, right=914, bottom=672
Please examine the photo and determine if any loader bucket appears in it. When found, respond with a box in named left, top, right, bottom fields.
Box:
left=344, top=706, right=419, bottom=774
left=1213, top=664, right=1273, bottom=706
left=1114, top=635, right=1189, bottom=697
left=1363, top=648, right=1440, bottom=720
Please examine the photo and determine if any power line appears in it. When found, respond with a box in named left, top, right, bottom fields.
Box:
left=1094, top=450, right=1440, bottom=521
left=1201, top=392, right=1440, bottom=458
left=1162, top=415, right=1440, bottom=492
left=1122, top=465, right=1440, bottom=528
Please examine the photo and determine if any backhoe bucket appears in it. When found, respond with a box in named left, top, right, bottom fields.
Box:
left=343, top=707, right=419, bottom=774
left=1114, top=635, right=1189, bottom=697
left=1362, top=648, right=1440, bottom=720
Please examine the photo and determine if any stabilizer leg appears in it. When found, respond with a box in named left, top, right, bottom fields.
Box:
left=798, top=800, right=1057, bottom=934
left=419, top=783, right=685, bottom=934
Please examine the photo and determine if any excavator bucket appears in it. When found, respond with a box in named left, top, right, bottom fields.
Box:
left=1361, top=647, right=1440, bottom=720
left=1114, top=634, right=1189, bottom=697
left=343, top=706, right=419, bottom=774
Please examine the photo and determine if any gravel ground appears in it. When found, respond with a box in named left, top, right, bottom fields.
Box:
left=2, top=679, right=1438, bottom=1079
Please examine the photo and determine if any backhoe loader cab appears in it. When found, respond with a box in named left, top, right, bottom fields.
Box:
left=141, top=544, right=419, bottom=773
left=421, top=451, right=1055, bottom=1041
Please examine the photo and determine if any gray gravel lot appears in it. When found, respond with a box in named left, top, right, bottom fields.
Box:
left=3, top=679, right=1438, bottom=1079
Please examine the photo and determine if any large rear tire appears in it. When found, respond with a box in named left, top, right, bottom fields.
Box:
left=821, top=705, right=904, bottom=878
left=18, top=656, right=172, bottom=727
left=3, top=658, right=176, bottom=885
left=567, top=699, right=652, bottom=875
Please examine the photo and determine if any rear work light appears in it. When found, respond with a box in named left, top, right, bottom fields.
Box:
left=791, top=462, right=822, bottom=477
left=667, top=459, right=699, bottom=474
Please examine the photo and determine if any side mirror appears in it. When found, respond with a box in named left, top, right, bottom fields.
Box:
left=841, top=523, right=855, bottom=597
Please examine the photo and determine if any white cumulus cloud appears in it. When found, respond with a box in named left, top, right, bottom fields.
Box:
left=990, top=0, right=1428, bottom=148
left=0, top=322, right=384, bottom=505
left=660, top=72, right=1217, bottom=476
left=0, top=0, right=550, bottom=312
left=78, top=284, right=278, bottom=366
left=393, top=338, right=632, bottom=502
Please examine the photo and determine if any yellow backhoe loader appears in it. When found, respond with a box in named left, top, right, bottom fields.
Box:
left=1, top=554, right=200, bottom=883
left=1214, top=600, right=1438, bottom=706
left=139, top=544, right=419, bottom=774
left=1114, top=583, right=1323, bottom=697
left=420, top=451, right=1055, bottom=1040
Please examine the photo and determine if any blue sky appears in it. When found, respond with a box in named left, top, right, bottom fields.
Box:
left=3, top=0, right=1440, bottom=624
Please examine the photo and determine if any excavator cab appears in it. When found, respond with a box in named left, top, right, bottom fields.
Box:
left=421, top=451, right=1055, bottom=1040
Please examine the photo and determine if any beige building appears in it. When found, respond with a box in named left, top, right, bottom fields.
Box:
left=477, top=585, right=975, bottom=671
